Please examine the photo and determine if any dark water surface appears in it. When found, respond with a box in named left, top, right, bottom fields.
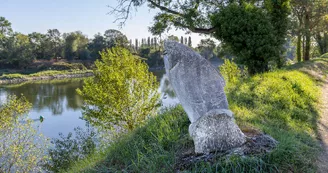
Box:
left=0, top=72, right=178, bottom=139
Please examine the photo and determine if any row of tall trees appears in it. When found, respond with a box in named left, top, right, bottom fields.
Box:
left=130, top=35, right=192, bottom=51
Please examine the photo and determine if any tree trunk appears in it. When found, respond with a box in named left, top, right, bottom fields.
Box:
left=316, top=33, right=324, bottom=55
left=297, top=32, right=302, bottom=62
left=303, top=35, right=305, bottom=60
left=304, top=12, right=311, bottom=61
left=324, top=33, right=328, bottom=54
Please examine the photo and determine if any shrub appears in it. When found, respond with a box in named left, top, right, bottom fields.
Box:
left=0, top=95, right=49, bottom=173
left=219, top=58, right=242, bottom=84
left=44, top=125, right=97, bottom=173
left=51, top=62, right=87, bottom=70
left=77, top=47, right=160, bottom=131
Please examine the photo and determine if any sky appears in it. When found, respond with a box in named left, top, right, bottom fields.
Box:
left=0, top=0, right=210, bottom=47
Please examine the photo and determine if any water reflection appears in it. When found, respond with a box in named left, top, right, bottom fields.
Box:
left=0, top=79, right=84, bottom=115
left=0, top=73, right=178, bottom=138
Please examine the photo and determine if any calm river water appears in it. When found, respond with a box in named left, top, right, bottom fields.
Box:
left=0, top=71, right=179, bottom=139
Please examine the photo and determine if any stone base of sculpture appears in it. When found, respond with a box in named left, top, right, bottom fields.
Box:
left=189, top=109, right=246, bottom=154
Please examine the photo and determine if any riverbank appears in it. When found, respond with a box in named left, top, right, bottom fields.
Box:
left=63, top=58, right=328, bottom=173
left=0, top=70, right=93, bottom=85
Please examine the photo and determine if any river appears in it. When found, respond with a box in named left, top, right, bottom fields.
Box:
left=0, top=71, right=179, bottom=139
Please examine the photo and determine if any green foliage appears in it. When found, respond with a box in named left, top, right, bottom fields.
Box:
left=104, top=29, right=129, bottom=48
left=0, top=69, right=91, bottom=80
left=44, top=125, right=97, bottom=173
left=77, top=47, right=160, bottom=131
left=219, top=58, right=242, bottom=84
left=51, top=62, right=87, bottom=70
left=64, top=31, right=89, bottom=60
left=118, top=0, right=290, bottom=74
left=320, top=52, right=328, bottom=58
left=66, top=106, right=190, bottom=173
left=0, top=95, right=49, bottom=173
left=197, top=38, right=216, bottom=59
left=211, top=3, right=289, bottom=74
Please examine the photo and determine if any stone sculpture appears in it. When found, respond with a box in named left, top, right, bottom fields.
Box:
left=164, top=41, right=246, bottom=153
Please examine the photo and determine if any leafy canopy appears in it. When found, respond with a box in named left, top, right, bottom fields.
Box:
left=77, top=47, right=160, bottom=131
left=110, top=0, right=290, bottom=74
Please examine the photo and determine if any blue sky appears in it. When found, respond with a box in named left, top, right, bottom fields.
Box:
left=0, top=0, right=209, bottom=46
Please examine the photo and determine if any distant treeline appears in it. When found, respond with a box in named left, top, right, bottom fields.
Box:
left=0, top=17, right=204, bottom=69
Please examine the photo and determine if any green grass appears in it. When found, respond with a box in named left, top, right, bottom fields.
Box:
left=0, top=69, right=92, bottom=80
left=65, top=58, right=327, bottom=173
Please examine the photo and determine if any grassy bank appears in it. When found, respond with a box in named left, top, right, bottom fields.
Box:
left=0, top=69, right=93, bottom=85
left=65, top=58, right=327, bottom=173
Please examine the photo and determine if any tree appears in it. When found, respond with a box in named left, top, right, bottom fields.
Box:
left=197, top=38, right=216, bottom=59
left=104, top=29, right=129, bottom=48
left=212, top=3, right=285, bottom=74
left=0, top=17, right=12, bottom=38
left=188, top=36, right=192, bottom=47
left=0, top=33, right=35, bottom=68
left=64, top=31, right=89, bottom=60
left=154, top=37, right=157, bottom=49
left=147, top=37, right=151, bottom=47
left=135, top=38, right=138, bottom=50
left=110, top=0, right=290, bottom=74
left=167, top=35, right=179, bottom=42
left=291, top=0, right=328, bottom=61
left=46, top=29, right=63, bottom=58
left=0, top=95, right=48, bottom=173
left=151, top=38, right=154, bottom=47
left=77, top=47, right=159, bottom=131
left=88, top=33, right=106, bottom=59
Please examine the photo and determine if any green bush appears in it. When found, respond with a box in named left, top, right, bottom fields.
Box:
left=44, top=125, right=97, bottom=173
left=77, top=47, right=160, bottom=131
left=219, top=58, right=242, bottom=84
left=0, top=95, right=49, bottom=173
left=51, top=62, right=87, bottom=71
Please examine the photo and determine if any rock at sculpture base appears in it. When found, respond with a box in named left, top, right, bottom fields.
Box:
left=176, top=132, right=278, bottom=171
left=189, top=109, right=246, bottom=154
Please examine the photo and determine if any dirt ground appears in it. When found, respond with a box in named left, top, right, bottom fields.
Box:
left=317, top=79, right=328, bottom=173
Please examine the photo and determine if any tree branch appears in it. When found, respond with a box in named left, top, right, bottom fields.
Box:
left=147, top=0, right=184, bottom=17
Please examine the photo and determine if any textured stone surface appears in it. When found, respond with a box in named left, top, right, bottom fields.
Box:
left=189, top=109, right=246, bottom=153
left=164, top=41, right=246, bottom=153
left=164, top=41, right=228, bottom=123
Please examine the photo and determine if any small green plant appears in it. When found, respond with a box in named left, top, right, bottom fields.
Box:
left=219, top=58, right=242, bottom=84
left=44, top=125, right=97, bottom=173
left=77, top=47, right=160, bottom=131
